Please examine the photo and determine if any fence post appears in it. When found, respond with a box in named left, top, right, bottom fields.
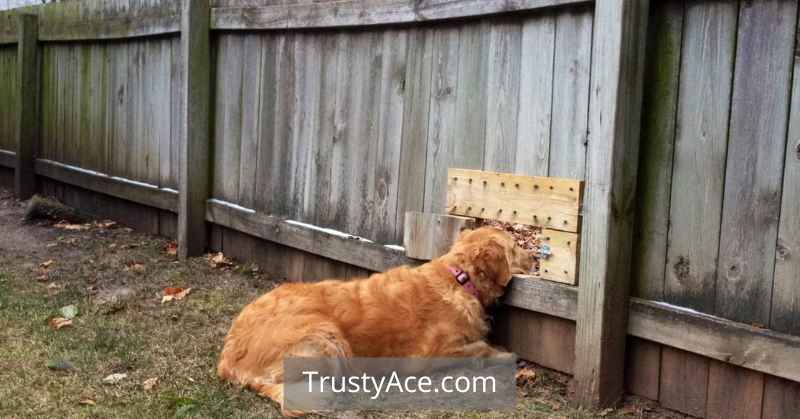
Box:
left=573, top=0, right=650, bottom=407
left=177, top=0, right=211, bottom=259
left=15, top=13, right=38, bottom=200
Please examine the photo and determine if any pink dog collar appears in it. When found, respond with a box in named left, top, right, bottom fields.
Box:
left=447, top=266, right=480, bottom=300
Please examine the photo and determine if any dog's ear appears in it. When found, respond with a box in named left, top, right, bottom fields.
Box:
left=470, top=239, right=512, bottom=287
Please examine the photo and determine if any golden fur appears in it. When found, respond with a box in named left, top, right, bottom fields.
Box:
left=217, top=227, right=533, bottom=415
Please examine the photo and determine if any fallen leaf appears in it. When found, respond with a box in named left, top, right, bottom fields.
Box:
left=95, top=220, right=117, bottom=229
left=54, top=221, right=89, bottom=231
left=126, top=262, right=146, bottom=273
left=79, top=399, right=96, bottom=406
left=46, top=242, right=58, bottom=248
left=109, top=243, right=117, bottom=249
left=103, top=373, right=127, bottom=385
left=49, top=317, right=73, bottom=330
left=47, top=359, right=75, bottom=371
left=40, top=260, right=55, bottom=269
left=162, top=287, right=192, bottom=303
left=60, top=304, right=79, bottom=320
left=515, top=367, right=537, bottom=385
left=165, top=242, right=178, bottom=256
left=36, top=274, right=48, bottom=282
left=208, top=252, right=233, bottom=268
left=143, top=377, right=158, bottom=391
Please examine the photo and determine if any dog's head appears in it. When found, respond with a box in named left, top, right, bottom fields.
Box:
left=448, top=227, right=533, bottom=290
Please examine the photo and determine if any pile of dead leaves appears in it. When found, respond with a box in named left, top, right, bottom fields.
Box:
left=477, top=219, right=542, bottom=252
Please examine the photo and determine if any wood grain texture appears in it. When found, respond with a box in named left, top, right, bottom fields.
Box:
left=38, top=0, right=180, bottom=41
left=0, top=44, right=16, bottom=154
left=446, top=168, right=583, bottom=232
left=396, top=28, right=433, bottom=240
left=624, top=337, right=660, bottom=401
left=493, top=307, right=575, bottom=374
left=716, top=0, right=797, bottom=325
left=402, top=212, right=474, bottom=260
left=548, top=4, right=592, bottom=179
left=34, top=159, right=178, bottom=212
left=629, top=298, right=800, bottom=384
left=535, top=229, right=579, bottom=285
left=206, top=199, right=419, bottom=273
left=706, top=361, right=764, bottom=419
left=504, top=276, right=577, bottom=320
left=178, top=0, right=212, bottom=258
left=483, top=20, right=521, bottom=172
left=630, top=0, right=683, bottom=300
left=771, top=56, right=800, bottom=335
left=212, top=34, right=245, bottom=203
left=14, top=13, right=37, bottom=199
left=573, top=0, right=650, bottom=405
left=762, top=375, right=800, bottom=419
left=422, top=25, right=461, bottom=214
left=0, top=11, right=17, bottom=44
left=211, top=0, right=591, bottom=30
left=514, top=13, right=554, bottom=177
left=665, top=0, right=737, bottom=311
left=658, top=347, right=709, bottom=417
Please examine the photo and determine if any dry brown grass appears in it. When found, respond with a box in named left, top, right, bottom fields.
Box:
left=0, top=189, right=688, bottom=419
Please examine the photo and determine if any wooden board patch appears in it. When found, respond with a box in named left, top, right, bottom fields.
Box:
left=446, top=168, right=582, bottom=233
left=536, top=228, right=579, bottom=285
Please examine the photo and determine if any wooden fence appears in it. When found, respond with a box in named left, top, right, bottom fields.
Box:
left=0, top=0, right=799, bottom=417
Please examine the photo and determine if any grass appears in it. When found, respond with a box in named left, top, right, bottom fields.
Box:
left=0, top=192, right=684, bottom=419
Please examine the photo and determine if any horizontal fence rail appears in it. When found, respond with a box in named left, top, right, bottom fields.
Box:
left=211, top=0, right=592, bottom=30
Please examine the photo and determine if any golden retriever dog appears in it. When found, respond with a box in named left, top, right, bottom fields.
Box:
left=217, top=227, right=533, bottom=415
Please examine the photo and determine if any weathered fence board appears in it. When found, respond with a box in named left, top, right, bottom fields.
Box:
left=0, top=44, right=16, bottom=153
left=40, top=38, right=180, bottom=191
left=38, top=0, right=180, bottom=41
left=666, top=0, right=736, bottom=312
left=514, top=13, right=554, bottom=177
left=548, top=5, right=592, bottom=179
left=210, top=0, right=590, bottom=30
left=772, top=54, right=800, bottom=336
left=716, top=0, right=797, bottom=326
left=626, top=0, right=683, bottom=402
left=630, top=0, right=683, bottom=301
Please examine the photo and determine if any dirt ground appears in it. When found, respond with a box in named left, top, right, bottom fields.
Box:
left=0, top=188, right=691, bottom=419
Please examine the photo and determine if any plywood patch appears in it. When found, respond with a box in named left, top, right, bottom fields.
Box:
left=447, top=168, right=582, bottom=233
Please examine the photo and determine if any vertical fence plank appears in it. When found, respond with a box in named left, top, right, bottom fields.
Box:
left=626, top=0, right=684, bottom=402
left=548, top=5, right=592, bottom=179
left=483, top=21, right=521, bottom=172
left=630, top=0, right=683, bottom=300
left=706, top=361, right=764, bottom=419
left=15, top=13, right=38, bottom=199
left=309, top=33, right=338, bottom=228
left=514, top=14, right=553, bottom=177
left=396, top=28, right=432, bottom=238
left=771, top=40, right=800, bottom=336
left=762, top=375, right=800, bottom=419
left=178, top=0, right=211, bottom=259
left=573, top=0, right=649, bottom=407
left=659, top=346, right=709, bottom=417
left=658, top=3, right=737, bottom=413
left=422, top=26, right=460, bottom=213
left=666, top=0, right=737, bottom=312
left=716, top=0, right=797, bottom=325
left=373, top=29, right=407, bottom=243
